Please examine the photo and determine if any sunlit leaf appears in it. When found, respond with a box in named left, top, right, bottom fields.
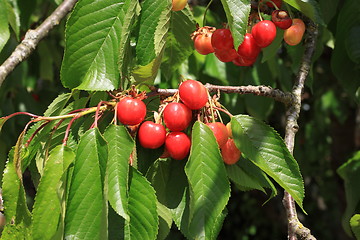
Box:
left=32, top=145, right=75, bottom=240
left=65, top=128, right=108, bottom=239
left=161, top=7, right=196, bottom=79
left=220, top=0, right=251, bottom=47
left=104, top=125, right=134, bottom=220
left=231, top=114, right=305, bottom=211
left=185, top=121, right=230, bottom=239
left=283, top=0, right=325, bottom=25
left=61, top=0, right=133, bottom=90
left=0, top=0, right=9, bottom=53
left=350, top=214, right=360, bottom=239
left=125, top=167, right=158, bottom=240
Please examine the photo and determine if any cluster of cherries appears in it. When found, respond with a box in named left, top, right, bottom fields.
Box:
left=116, top=80, right=241, bottom=165
left=191, top=0, right=306, bottom=66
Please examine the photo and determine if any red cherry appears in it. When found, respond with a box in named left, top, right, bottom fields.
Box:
left=138, top=121, right=166, bottom=149
left=232, top=55, right=256, bottom=66
left=194, top=32, right=215, bottom=55
left=172, top=0, right=187, bottom=11
left=251, top=20, right=277, bottom=48
left=221, top=139, right=241, bottom=165
left=214, top=48, right=239, bottom=62
left=211, top=29, right=234, bottom=51
left=283, top=18, right=305, bottom=46
left=179, top=80, right=208, bottom=110
left=271, top=10, right=292, bottom=30
left=266, top=0, right=282, bottom=8
left=237, top=33, right=261, bottom=60
left=117, top=97, right=146, bottom=125
left=206, top=122, right=229, bottom=147
left=163, top=102, right=192, bottom=131
left=165, top=132, right=191, bottom=160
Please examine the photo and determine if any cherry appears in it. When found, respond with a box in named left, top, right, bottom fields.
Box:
left=117, top=97, right=146, bottom=125
left=163, top=102, right=192, bottom=131
left=266, top=0, right=282, bottom=8
left=237, top=33, right=261, bottom=60
left=165, top=132, right=191, bottom=160
left=194, top=31, right=215, bottom=55
left=211, top=28, right=234, bottom=51
left=214, top=48, right=238, bottom=62
left=172, top=0, right=187, bottom=11
left=271, top=10, right=292, bottom=30
left=251, top=20, right=277, bottom=48
left=283, top=18, right=305, bottom=46
left=138, top=121, right=166, bottom=149
left=221, top=138, right=241, bottom=165
left=232, top=55, right=256, bottom=67
left=179, top=80, right=208, bottom=110
left=206, top=122, right=229, bottom=147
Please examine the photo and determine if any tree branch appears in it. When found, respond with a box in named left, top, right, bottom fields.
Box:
left=0, top=0, right=78, bottom=88
left=283, top=20, right=318, bottom=240
left=150, top=84, right=294, bottom=104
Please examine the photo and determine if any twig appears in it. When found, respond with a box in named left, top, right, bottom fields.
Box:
left=282, top=20, right=318, bottom=240
left=0, top=0, right=78, bottom=88
left=150, top=84, right=294, bottom=104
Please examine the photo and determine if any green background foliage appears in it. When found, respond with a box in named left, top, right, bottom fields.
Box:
left=0, top=0, right=359, bottom=239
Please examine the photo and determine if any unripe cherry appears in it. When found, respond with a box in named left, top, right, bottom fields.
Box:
left=283, top=18, right=306, bottom=46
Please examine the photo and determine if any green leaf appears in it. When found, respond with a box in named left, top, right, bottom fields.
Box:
left=157, top=201, right=172, bottom=240
left=337, top=151, right=360, bottom=235
left=136, top=0, right=171, bottom=66
left=133, top=52, right=164, bottom=88
left=104, top=125, right=134, bottom=220
left=125, top=167, right=158, bottom=240
left=0, top=0, right=9, bottom=53
left=331, top=0, right=360, bottom=103
left=32, top=145, right=75, bottom=240
left=346, top=25, right=360, bottom=64
left=61, top=0, right=132, bottom=90
left=226, top=158, right=277, bottom=198
left=2, top=150, right=31, bottom=226
left=350, top=214, right=360, bottom=239
left=261, top=29, right=284, bottom=63
left=5, top=0, right=20, bottom=40
left=118, top=0, right=138, bottom=80
left=185, top=121, right=231, bottom=239
left=1, top=222, right=31, bottom=240
left=65, top=128, right=108, bottom=240
left=161, top=7, right=196, bottom=79
left=219, top=0, right=251, bottom=47
left=231, top=115, right=305, bottom=211
left=283, top=0, right=325, bottom=25
left=0, top=117, right=8, bottom=134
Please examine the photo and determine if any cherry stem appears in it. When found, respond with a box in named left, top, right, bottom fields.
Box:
left=93, top=101, right=106, bottom=129
left=2, top=111, right=40, bottom=120
left=212, top=106, right=234, bottom=118
left=25, top=120, right=50, bottom=147
left=267, top=0, right=279, bottom=10
left=203, top=0, right=214, bottom=27
left=62, top=114, right=82, bottom=146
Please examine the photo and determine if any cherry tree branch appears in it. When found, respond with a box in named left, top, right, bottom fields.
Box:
left=150, top=84, right=294, bottom=104
left=0, top=0, right=78, bottom=88
left=283, top=20, right=318, bottom=240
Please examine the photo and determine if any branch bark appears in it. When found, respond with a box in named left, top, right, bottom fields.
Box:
left=150, top=84, right=294, bottom=104
left=0, top=0, right=78, bottom=88
left=283, top=20, right=318, bottom=240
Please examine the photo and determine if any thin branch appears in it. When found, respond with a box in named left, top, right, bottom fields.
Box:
left=0, top=0, right=78, bottom=88
left=150, top=84, right=294, bottom=104
left=283, top=19, right=318, bottom=240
